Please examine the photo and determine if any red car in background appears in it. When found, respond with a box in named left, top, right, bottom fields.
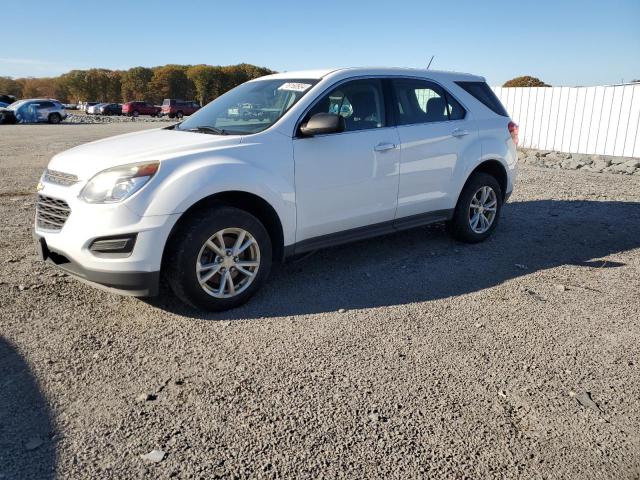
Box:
left=122, top=101, right=160, bottom=117
left=160, top=99, right=201, bottom=119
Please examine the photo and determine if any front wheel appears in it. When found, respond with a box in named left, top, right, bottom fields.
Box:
left=448, top=172, right=503, bottom=243
left=165, top=206, right=272, bottom=311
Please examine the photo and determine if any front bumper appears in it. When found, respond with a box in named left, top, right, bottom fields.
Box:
left=34, top=181, right=181, bottom=297
left=34, top=233, right=159, bottom=296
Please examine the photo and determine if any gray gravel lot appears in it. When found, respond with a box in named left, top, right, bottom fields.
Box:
left=1, top=123, right=639, bottom=479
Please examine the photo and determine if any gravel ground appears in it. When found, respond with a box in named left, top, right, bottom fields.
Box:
left=1, top=123, right=639, bottom=479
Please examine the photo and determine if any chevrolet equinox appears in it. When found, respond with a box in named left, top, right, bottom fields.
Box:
left=35, top=67, right=518, bottom=311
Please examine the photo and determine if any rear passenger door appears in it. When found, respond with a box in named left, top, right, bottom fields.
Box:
left=391, top=78, right=478, bottom=219
left=36, top=101, right=54, bottom=121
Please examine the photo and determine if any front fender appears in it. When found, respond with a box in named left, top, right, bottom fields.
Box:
left=126, top=153, right=296, bottom=246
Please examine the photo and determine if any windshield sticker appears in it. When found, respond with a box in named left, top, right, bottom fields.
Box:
left=277, top=82, right=312, bottom=92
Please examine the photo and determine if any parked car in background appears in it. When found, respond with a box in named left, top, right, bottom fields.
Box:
left=122, top=101, right=160, bottom=117
left=34, top=67, right=518, bottom=311
left=0, top=94, right=16, bottom=105
left=86, top=103, right=107, bottom=115
left=0, top=102, right=8, bottom=108
left=80, top=101, right=100, bottom=112
left=160, top=99, right=201, bottom=118
left=99, top=103, right=122, bottom=115
left=0, top=107, right=17, bottom=124
left=5, top=99, right=66, bottom=123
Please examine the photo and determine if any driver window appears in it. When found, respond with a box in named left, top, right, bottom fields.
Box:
left=307, top=79, right=385, bottom=132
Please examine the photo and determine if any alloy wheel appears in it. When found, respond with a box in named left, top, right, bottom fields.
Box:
left=195, top=228, right=261, bottom=298
left=468, top=186, right=497, bottom=234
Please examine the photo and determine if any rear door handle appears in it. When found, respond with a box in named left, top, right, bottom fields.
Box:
left=452, top=128, right=470, bottom=138
left=374, top=142, right=397, bottom=152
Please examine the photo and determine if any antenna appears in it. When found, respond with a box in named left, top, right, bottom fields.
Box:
left=426, top=56, right=434, bottom=70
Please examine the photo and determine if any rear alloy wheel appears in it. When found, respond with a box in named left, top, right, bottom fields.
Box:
left=448, top=172, right=502, bottom=243
left=48, top=113, right=61, bottom=124
left=165, top=206, right=272, bottom=311
left=469, top=186, right=498, bottom=234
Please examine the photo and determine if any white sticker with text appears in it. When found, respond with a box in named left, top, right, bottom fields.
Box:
left=277, top=82, right=312, bottom=92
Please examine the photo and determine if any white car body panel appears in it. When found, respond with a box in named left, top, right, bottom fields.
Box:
left=293, top=127, right=401, bottom=241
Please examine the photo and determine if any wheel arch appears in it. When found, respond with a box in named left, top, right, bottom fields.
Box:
left=462, top=159, right=508, bottom=201
left=162, top=191, right=285, bottom=270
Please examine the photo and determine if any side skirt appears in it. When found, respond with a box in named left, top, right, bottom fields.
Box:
left=284, top=209, right=454, bottom=258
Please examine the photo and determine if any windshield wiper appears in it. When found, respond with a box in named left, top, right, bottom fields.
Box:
left=185, top=125, right=228, bottom=135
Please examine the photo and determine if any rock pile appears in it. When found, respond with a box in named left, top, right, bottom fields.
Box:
left=63, top=114, right=174, bottom=125
left=518, top=149, right=640, bottom=175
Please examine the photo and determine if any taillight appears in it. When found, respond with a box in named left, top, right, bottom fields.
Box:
left=508, top=121, right=519, bottom=146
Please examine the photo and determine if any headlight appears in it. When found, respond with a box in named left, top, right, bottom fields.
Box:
left=80, top=161, right=159, bottom=203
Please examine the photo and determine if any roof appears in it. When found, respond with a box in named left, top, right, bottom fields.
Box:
left=257, top=67, right=484, bottom=82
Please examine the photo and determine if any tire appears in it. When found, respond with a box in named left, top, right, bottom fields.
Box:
left=165, top=206, right=272, bottom=311
left=48, top=113, right=62, bottom=124
left=132, top=110, right=139, bottom=117
left=176, top=111, right=184, bottom=119
left=448, top=172, right=503, bottom=243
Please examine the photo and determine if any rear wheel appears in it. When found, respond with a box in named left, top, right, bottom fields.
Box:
left=448, top=172, right=502, bottom=243
left=132, top=110, right=139, bottom=117
left=165, top=206, right=272, bottom=311
left=176, top=111, right=184, bottom=119
left=48, top=113, right=61, bottom=124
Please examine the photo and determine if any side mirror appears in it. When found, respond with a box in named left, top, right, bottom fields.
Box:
left=299, top=112, right=345, bottom=137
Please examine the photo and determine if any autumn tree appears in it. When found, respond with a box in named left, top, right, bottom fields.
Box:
left=5, top=63, right=274, bottom=104
left=0, top=77, right=22, bottom=97
left=121, top=66, right=153, bottom=101
left=186, top=65, right=221, bottom=105
left=503, top=76, right=550, bottom=87
left=149, top=65, right=192, bottom=103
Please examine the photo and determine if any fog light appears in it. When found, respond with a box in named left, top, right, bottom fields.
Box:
left=89, top=234, right=137, bottom=255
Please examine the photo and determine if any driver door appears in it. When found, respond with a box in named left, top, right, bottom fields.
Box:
left=293, top=78, right=400, bottom=244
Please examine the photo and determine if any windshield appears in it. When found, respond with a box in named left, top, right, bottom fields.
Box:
left=176, top=78, right=318, bottom=135
left=7, top=100, right=28, bottom=111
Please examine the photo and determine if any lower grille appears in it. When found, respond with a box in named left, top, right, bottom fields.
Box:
left=36, top=194, right=71, bottom=231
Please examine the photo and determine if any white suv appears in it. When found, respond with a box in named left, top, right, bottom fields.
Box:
left=35, top=68, right=518, bottom=311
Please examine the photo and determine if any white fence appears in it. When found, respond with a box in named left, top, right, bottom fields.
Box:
left=492, top=84, right=640, bottom=157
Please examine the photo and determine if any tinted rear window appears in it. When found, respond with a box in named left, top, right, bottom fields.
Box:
left=456, top=81, right=508, bottom=117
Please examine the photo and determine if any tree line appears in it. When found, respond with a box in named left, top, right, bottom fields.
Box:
left=0, top=63, right=275, bottom=105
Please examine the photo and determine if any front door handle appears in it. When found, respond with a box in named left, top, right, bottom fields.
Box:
left=452, top=128, right=470, bottom=138
left=374, top=142, right=397, bottom=152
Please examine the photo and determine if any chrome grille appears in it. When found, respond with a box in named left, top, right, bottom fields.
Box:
left=36, top=195, right=71, bottom=231
left=43, top=169, right=78, bottom=186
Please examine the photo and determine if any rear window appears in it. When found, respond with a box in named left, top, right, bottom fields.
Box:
left=456, top=81, right=509, bottom=117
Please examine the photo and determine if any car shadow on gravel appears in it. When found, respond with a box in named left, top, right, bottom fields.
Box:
left=147, top=199, right=640, bottom=319
left=0, top=337, right=56, bottom=479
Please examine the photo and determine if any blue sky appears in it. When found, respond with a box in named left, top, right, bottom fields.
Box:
left=2, top=0, right=639, bottom=86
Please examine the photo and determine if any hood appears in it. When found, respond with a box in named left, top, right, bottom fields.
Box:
left=48, top=128, right=242, bottom=180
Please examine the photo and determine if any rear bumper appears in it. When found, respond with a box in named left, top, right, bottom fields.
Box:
left=34, top=233, right=160, bottom=297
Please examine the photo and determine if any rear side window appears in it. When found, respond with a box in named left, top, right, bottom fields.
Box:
left=446, top=94, right=465, bottom=120
left=391, top=79, right=466, bottom=125
left=456, top=81, right=508, bottom=117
